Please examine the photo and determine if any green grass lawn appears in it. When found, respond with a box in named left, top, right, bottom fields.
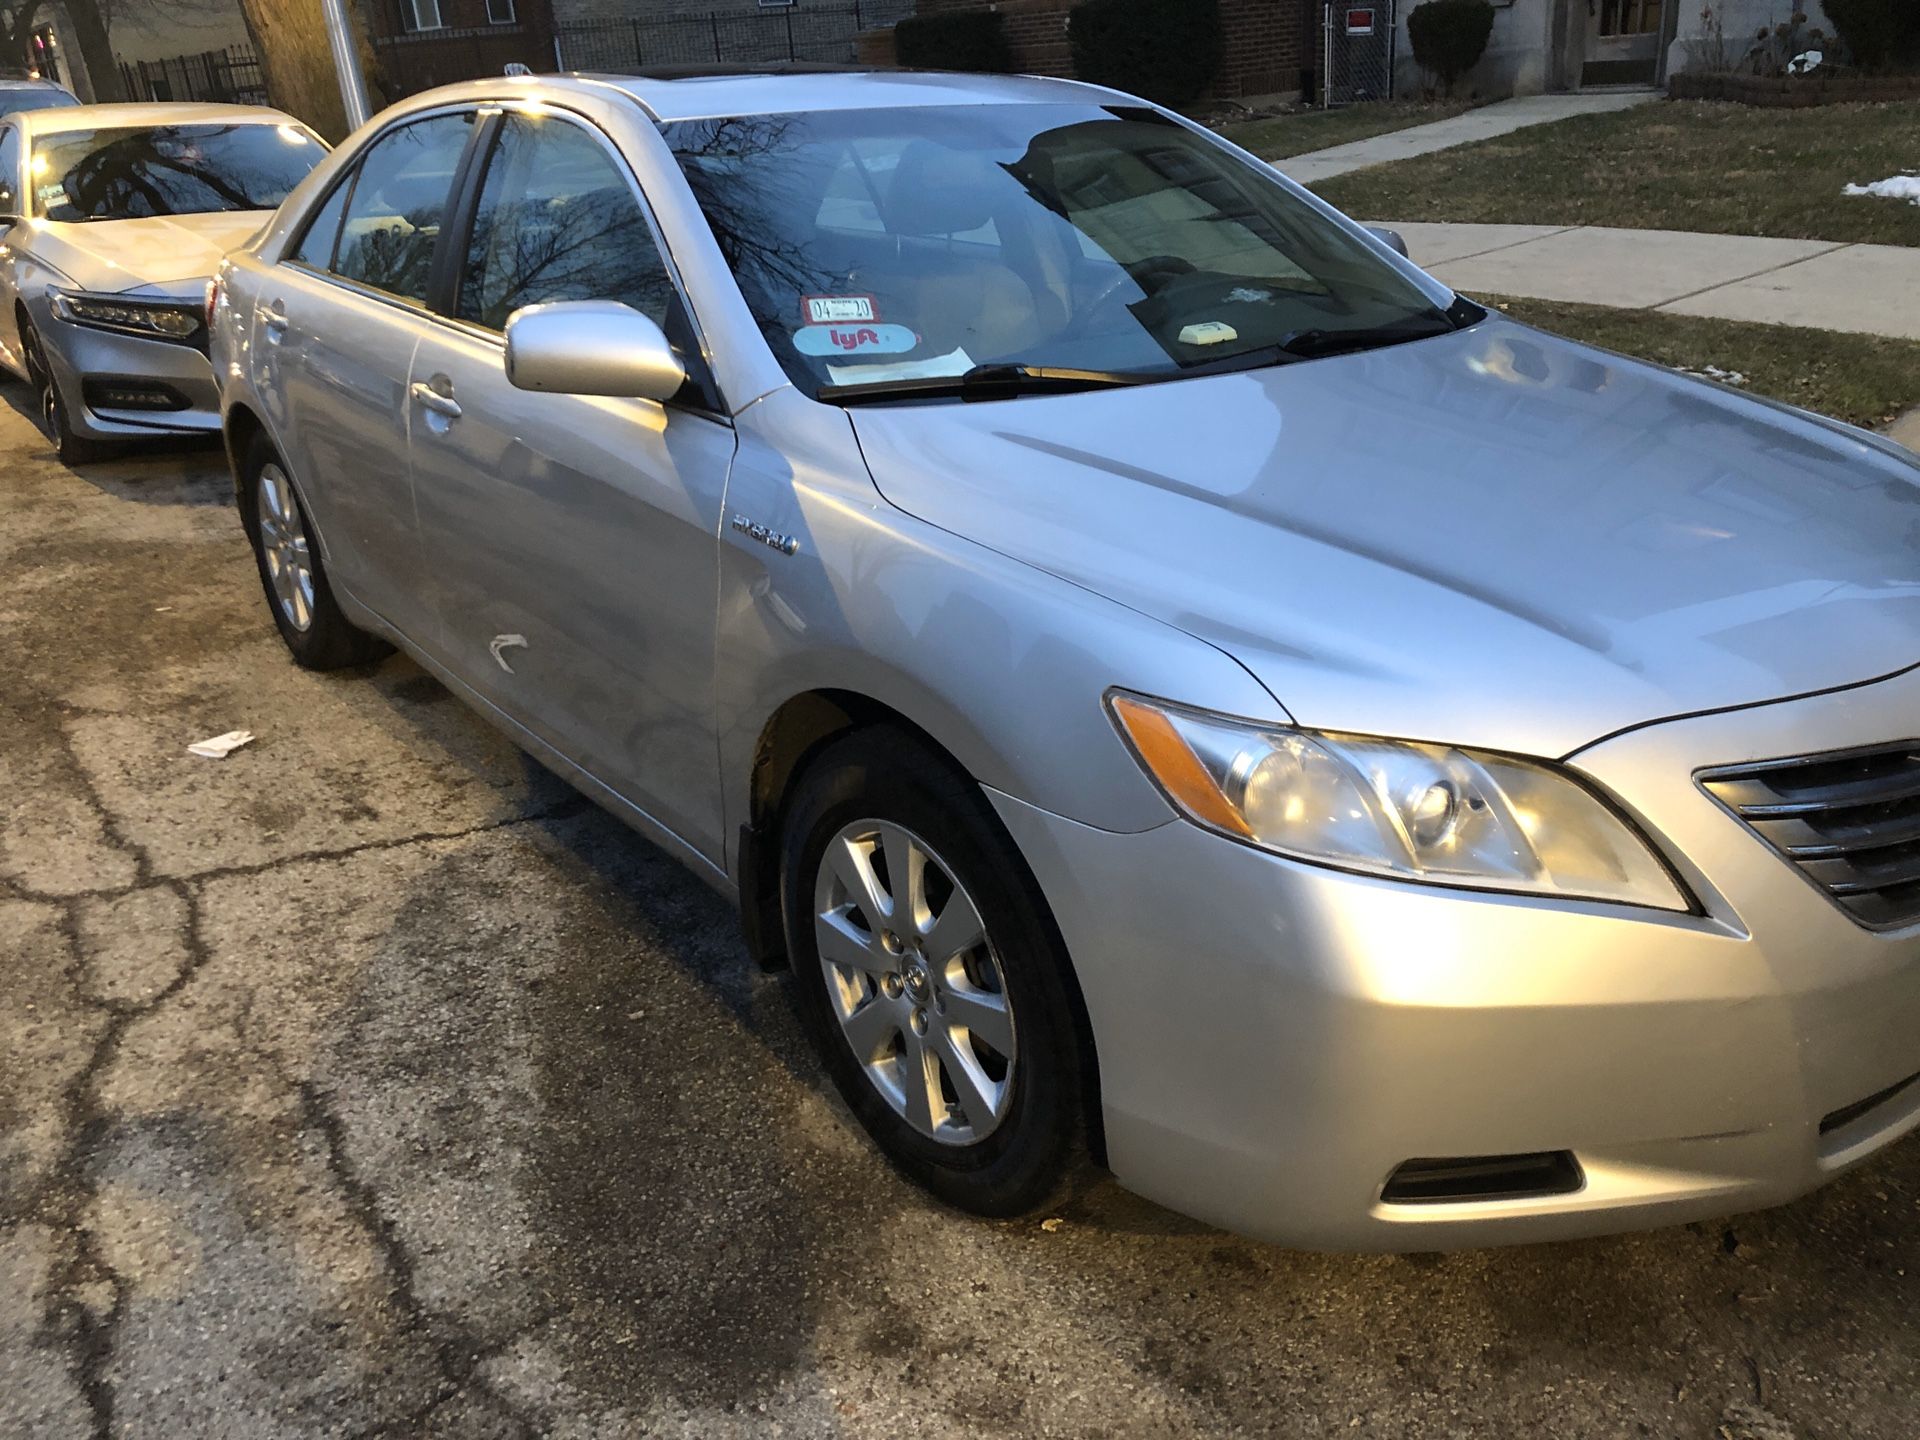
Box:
left=1314, top=100, right=1920, bottom=247
left=1218, top=100, right=1475, bottom=161
left=1484, top=295, right=1920, bottom=429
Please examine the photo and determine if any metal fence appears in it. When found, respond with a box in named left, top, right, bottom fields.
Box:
left=554, top=1, right=914, bottom=72
left=119, top=45, right=266, bottom=106
left=1321, top=1, right=1396, bottom=106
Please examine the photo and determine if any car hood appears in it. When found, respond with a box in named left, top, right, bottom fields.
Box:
left=29, top=211, right=269, bottom=295
left=849, top=319, right=1920, bottom=758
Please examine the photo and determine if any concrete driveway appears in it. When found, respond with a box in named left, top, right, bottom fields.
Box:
left=2, top=390, right=1917, bottom=1440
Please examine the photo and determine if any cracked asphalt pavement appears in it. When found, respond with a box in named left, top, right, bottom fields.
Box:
left=2, top=387, right=1918, bottom=1440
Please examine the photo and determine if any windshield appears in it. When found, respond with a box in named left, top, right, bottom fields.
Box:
left=32, top=122, right=326, bottom=221
left=0, top=89, right=77, bottom=117
left=666, top=103, right=1454, bottom=400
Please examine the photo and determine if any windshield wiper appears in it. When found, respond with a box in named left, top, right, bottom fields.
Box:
left=817, top=363, right=1159, bottom=406
left=1274, top=308, right=1463, bottom=360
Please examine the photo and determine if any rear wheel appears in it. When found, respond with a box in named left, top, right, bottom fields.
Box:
left=780, top=728, right=1090, bottom=1217
left=238, top=433, right=387, bottom=670
left=21, top=319, right=111, bottom=466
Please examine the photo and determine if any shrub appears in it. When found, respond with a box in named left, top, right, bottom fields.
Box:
left=892, top=11, right=1016, bottom=73
left=1820, top=0, right=1920, bottom=71
left=1406, top=0, right=1496, bottom=95
left=1068, top=0, right=1223, bottom=107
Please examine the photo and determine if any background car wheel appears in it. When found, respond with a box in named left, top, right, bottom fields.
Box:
left=780, top=727, right=1092, bottom=1217
left=238, top=433, right=388, bottom=670
left=21, top=319, right=111, bottom=466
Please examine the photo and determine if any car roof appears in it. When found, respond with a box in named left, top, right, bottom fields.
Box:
left=20, top=101, right=300, bottom=135
left=0, top=78, right=68, bottom=90
left=383, top=66, right=1122, bottom=126
left=585, top=66, right=1117, bottom=121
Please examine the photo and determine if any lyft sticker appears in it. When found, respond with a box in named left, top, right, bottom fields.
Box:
left=803, top=294, right=879, bottom=324
left=794, top=323, right=919, bottom=356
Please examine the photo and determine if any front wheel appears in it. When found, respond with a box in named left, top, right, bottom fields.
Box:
left=21, top=320, right=111, bottom=466
left=780, top=729, right=1091, bottom=1217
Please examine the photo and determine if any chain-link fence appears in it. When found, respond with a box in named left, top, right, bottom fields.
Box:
left=1321, top=1, right=1397, bottom=106
left=555, top=1, right=914, bottom=72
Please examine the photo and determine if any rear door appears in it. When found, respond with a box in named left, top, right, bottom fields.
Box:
left=254, top=108, right=480, bottom=637
left=405, top=107, right=737, bottom=860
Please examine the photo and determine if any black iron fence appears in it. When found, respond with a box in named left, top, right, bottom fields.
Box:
left=554, top=1, right=915, bottom=72
left=119, top=45, right=266, bottom=106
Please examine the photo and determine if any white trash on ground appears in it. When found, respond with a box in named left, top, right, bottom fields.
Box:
left=188, top=729, right=256, bottom=759
left=1842, top=174, right=1920, bottom=206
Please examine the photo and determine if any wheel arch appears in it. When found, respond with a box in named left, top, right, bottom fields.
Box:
left=737, top=685, right=1108, bottom=1165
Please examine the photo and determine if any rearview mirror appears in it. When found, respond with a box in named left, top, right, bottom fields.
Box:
left=1368, top=226, right=1410, bottom=258
left=503, top=300, right=686, bottom=402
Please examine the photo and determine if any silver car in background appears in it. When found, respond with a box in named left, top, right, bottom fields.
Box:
left=0, top=77, right=79, bottom=119
left=212, top=70, right=1920, bottom=1251
left=0, top=102, right=326, bottom=462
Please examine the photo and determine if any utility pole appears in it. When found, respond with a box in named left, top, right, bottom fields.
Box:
left=319, top=0, right=370, bottom=131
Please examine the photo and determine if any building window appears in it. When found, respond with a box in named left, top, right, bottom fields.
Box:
left=486, top=0, right=516, bottom=21
left=406, top=0, right=445, bottom=31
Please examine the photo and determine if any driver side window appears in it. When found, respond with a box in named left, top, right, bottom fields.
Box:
left=456, top=113, right=672, bottom=332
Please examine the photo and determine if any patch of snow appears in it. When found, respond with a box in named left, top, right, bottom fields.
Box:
left=1843, top=173, right=1920, bottom=206
left=1678, top=364, right=1749, bottom=387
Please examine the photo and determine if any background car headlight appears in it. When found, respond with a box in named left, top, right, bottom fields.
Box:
left=51, top=290, right=203, bottom=344
left=1109, top=693, right=1689, bottom=911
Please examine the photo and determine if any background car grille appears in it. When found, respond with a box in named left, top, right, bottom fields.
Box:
left=1700, top=742, right=1920, bottom=931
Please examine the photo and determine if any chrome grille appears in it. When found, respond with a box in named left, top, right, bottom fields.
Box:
left=1700, top=741, right=1920, bottom=931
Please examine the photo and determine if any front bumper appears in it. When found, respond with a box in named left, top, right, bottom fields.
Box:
left=37, top=301, right=219, bottom=441
left=992, top=664, right=1920, bottom=1250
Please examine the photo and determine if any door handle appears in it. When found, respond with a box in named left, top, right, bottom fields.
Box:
left=410, top=379, right=462, bottom=419
left=259, top=299, right=288, bottom=338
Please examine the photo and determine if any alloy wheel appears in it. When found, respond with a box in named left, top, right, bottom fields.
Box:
left=256, top=463, right=316, bottom=632
left=814, top=819, right=1018, bottom=1145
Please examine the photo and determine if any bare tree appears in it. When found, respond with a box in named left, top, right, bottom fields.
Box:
left=0, top=0, right=121, bottom=99
left=236, top=0, right=381, bottom=140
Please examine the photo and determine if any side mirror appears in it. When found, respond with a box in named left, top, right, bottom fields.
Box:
left=1368, top=226, right=1410, bottom=259
left=503, top=299, right=686, bottom=402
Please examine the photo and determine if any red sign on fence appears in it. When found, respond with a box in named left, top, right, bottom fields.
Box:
left=1346, top=7, right=1376, bottom=34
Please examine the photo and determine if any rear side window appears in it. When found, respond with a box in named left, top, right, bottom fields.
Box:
left=455, top=112, right=672, bottom=331
left=289, top=177, right=350, bottom=269
left=331, top=111, right=475, bottom=305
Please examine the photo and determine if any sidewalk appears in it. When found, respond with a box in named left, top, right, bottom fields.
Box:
left=1278, top=91, right=1654, bottom=185
left=1382, top=222, right=1920, bottom=341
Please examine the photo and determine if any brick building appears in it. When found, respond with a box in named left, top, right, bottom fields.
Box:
left=869, top=0, right=1316, bottom=100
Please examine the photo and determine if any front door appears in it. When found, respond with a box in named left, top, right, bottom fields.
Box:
left=406, top=108, right=736, bottom=862
left=1581, top=0, right=1665, bottom=86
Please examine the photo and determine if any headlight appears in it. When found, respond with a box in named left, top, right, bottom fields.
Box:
left=1109, top=693, right=1689, bottom=911
left=50, top=289, right=203, bottom=344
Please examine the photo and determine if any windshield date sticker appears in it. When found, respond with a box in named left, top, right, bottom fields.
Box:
left=1179, top=320, right=1240, bottom=347
left=803, top=294, right=879, bottom=325
left=794, top=323, right=919, bottom=357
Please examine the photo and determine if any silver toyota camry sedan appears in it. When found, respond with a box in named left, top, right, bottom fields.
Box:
left=0, top=102, right=326, bottom=462
left=211, top=68, right=1920, bottom=1251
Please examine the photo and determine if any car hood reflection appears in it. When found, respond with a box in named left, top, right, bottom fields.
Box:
left=849, top=319, right=1920, bottom=757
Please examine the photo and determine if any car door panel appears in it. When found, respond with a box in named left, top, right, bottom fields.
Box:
left=407, top=110, right=734, bottom=861
left=260, top=268, right=425, bottom=629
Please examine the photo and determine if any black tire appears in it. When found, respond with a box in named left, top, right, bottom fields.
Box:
left=21, top=319, right=112, bottom=466
left=780, top=727, right=1091, bottom=1217
left=237, top=431, right=388, bottom=670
